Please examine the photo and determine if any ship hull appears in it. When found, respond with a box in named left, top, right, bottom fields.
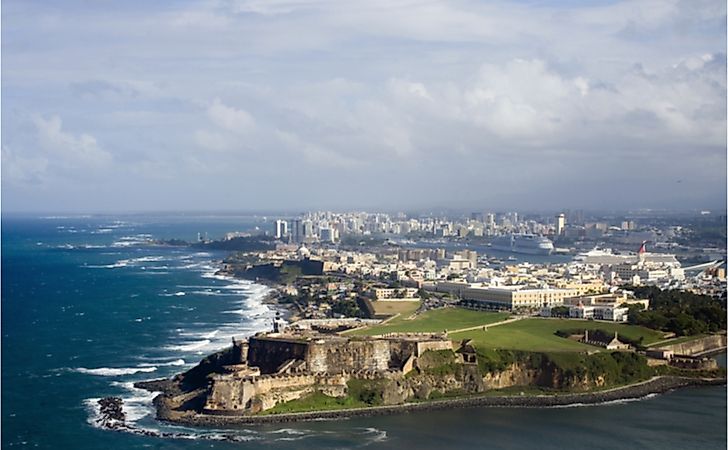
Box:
left=491, top=234, right=554, bottom=255
left=492, top=245, right=553, bottom=255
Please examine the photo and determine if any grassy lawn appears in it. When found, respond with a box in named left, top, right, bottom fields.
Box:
left=371, top=300, right=421, bottom=317
left=450, top=318, right=665, bottom=352
left=350, top=308, right=510, bottom=336
left=259, top=392, right=367, bottom=415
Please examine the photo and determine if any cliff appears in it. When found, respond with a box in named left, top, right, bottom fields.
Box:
left=137, top=335, right=725, bottom=422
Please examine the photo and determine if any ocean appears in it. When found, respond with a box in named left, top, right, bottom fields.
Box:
left=2, top=215, right=726, bottom=449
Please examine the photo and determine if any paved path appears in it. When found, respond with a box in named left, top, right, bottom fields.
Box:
left=445, top=316, right=523, bottom=335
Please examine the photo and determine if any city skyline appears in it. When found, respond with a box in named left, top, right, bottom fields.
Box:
left=2, top=0, right=726, bottom=212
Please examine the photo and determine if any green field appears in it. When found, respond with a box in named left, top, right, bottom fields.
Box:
left=349, top=308, right=510, bottom=336
left=450, top=318, right=666, bottom=352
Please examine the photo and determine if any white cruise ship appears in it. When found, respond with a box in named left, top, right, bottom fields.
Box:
left=491, top=234, right=554, bottom=255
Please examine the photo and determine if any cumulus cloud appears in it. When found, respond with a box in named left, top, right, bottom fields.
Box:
left=1, top=0, right=725, bottom=211
left=34, top=115, right=112, bottom=168
left=1, top=145, right=49, bottom=186
left=207, top=98, right=255, bottom=133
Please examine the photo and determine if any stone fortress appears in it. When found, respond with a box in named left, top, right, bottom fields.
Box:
left=202, top=329, right=454, bottom=415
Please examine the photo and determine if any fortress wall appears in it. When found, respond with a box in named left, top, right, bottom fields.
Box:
left=205, top=373, right=348, bottom=414
left=248, top=337, right=310, bottom=373
left=387, top=341, right=418, bottom=367
left=308, top=340, right=390, bottom=373
left=658, top=335, right=726, bottom=356
left=417, top=340, right=455, bottom=355
left=204, top=378, right=255, bottom=412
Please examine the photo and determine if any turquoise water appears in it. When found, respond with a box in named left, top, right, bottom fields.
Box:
left=2, top=215, right=726, bottom=449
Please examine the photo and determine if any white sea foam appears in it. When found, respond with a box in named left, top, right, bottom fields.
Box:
left=268, top=428, right=308, bottom=435
left=74, top=366, right=158, bottom=376
left=138, top=359, right=186, bottom=367
left=84, top=249, right=282, bottom=439
left=546, top=393, right=660, bottom=409
left=86, top=260, right=130, bottom=269
left=165, top=340, right=211, bottom=352
left=111, top=235, right=154, bottom=248
left=159, top=291, right=186, bottom=297
left=132, top=256, right=166, bottom=263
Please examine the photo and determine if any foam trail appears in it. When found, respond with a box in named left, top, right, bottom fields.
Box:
left=75, top=366, right=157, bottom=376
left=138, top=359, right=185, bottom=368
left=165, top=340, right=211, bottom=352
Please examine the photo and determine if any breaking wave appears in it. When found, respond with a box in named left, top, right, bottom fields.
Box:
left=74, top=366, right=158, bottom=377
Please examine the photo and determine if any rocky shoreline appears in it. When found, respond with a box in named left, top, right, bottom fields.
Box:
left=147, top=375, right=725, bottom=427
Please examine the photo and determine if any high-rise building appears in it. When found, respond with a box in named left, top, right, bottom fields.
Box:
left=320, top=228, right=335, bottom=243
left=302, top=220, right=314, bottom=239
left=556, top=213, right=566, bottom=235
left=274, top=220, right=288, bottom=239
left=292, top=219, right=303, bottom=243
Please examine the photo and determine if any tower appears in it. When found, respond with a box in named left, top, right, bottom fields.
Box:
left=556, top=213, right=566, bottom=236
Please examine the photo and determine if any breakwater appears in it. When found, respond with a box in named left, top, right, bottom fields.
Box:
left=155, top=375, right=725, bottom=427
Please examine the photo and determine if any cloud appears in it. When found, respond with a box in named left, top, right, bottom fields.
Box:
left=195, top=98, right=257, bottom=152
left=1, top=0, right=724, bottom=211
left=207, top=98, right=255, bottom=133
left=34, top=115, right=112, bottom=168
left=1, top=145, right=49, bottom=186
left=69, top=80, right=139, bottom=99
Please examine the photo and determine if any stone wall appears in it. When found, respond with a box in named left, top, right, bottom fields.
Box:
left=247, top=337, right=310, bottom=373
left=417, top=340, right=454, bottom=355
left=204, top=373, right=348, bottom=414
left=307, top=339, right=390, bottom=373
left=657, top=334, right=726, bottom=356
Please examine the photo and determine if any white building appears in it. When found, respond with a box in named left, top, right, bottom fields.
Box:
left=568, top=304, right=629, bottom=322
left=274, top=220, right=288, bottom=239
left=461, top=286, right=578, bottom=310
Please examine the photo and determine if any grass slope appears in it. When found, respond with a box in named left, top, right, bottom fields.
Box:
left=450, top=318, right=665, bottom=352
left=350, top=308, right=509, bottom=336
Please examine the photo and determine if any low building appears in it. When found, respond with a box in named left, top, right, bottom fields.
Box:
left=568, top=303, right=629, bottom=322
left=581, top=330, right=630, bottom=350
left=373, top=287, right=419, bottom=300
left=461, top=286, right=579, bottom=310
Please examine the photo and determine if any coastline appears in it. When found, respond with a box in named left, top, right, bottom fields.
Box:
left=150, top=375, right=726, bottom=427
left=214, top=266, right=299, bottom=323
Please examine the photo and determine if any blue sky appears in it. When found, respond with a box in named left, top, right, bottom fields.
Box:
left=2, top=0, right=726, bottom=212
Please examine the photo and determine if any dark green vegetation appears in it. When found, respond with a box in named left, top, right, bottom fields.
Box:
left=415, top=349, right=462, bottom=376
left=227, top=259, right=323, bottom=283
left=476, top=349, right=653, bottom=387
left=332, top=298, right=368, bottom=318
left=627, top=286, right=726, bottom=336
left=550, top=305, right=570, bottom=317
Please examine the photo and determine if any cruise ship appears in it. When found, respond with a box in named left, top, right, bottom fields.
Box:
left=491, top=234, right=554, bottom=255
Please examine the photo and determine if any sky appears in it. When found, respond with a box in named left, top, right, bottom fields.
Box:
left=2, top=0, right=726, bottom=213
